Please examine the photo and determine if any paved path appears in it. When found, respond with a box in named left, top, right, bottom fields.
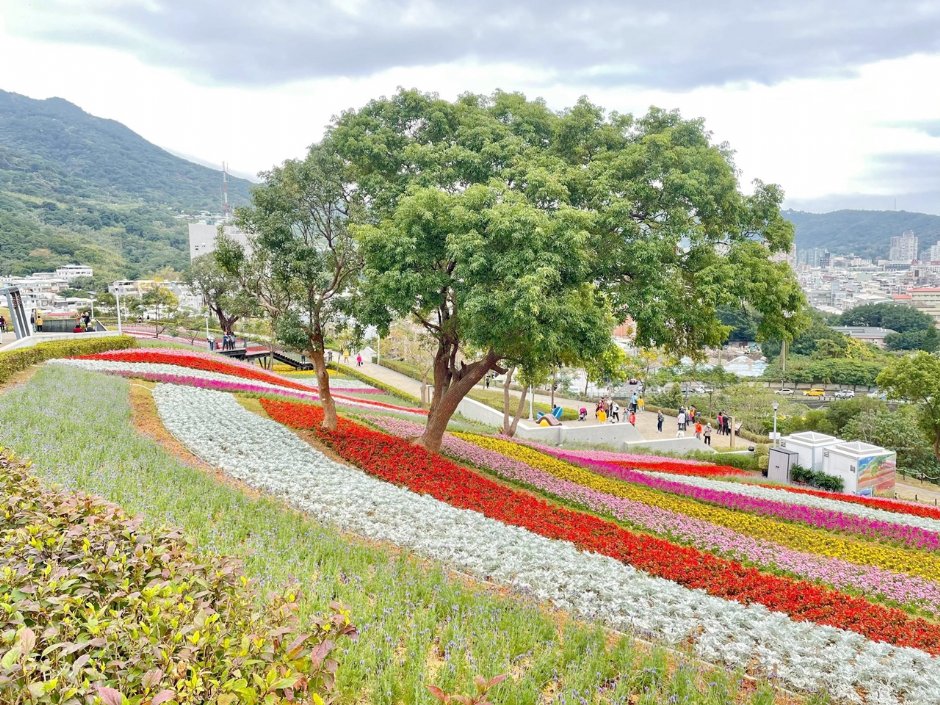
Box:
left=360, top=361, right=742, bottom=449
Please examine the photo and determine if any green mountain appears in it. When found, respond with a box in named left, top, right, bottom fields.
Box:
left=0, top=89, right=254, bottom=279
left=784, top=209, right=940, bottom=260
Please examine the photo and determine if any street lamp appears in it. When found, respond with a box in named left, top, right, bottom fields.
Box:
left=772, top=401, right=779, bottom=446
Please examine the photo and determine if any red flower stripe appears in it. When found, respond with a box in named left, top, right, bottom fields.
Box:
left=78, top=349, right=425, bottom=414
left=80, top=350, right=313, bottom=391
left=610, top=459, right=749, bottom=478
left=756, top=483, right=940, bottom=521
left=260, top=398, right=940, bottom=654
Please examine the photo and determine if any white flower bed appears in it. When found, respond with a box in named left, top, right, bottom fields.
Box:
left=640, top=471, right=940, bottom=534
left=153, top=383, right=940, bottom=705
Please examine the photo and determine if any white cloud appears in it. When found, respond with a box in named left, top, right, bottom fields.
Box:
left=0, top=7, right=938, bottom=212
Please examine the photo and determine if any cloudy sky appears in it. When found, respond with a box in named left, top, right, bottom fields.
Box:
left=2, top=0, right=939, bottom=213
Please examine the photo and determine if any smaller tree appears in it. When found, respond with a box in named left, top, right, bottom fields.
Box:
left=185, top=254, right=249, bottom=336
left=233, top=143, right=361, bottom=431
left=140, top=285, right=179, bottom=338
left=877, top=352, right=940, bottom=459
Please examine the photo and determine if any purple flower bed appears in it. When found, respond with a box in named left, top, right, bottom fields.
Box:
left=534, top=444, right=940, bottom=552
left=365, top=416, right=940, bottom=614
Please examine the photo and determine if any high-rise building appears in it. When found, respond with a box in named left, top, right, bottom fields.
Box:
left=927, top=240, right=940, bottom=262
left=889, top=231, right=919, bottom=262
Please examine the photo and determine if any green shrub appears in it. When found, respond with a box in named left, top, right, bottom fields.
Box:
left=0, top=451, right=356, bottom=704
left=790, top=463, right=844, bottom=492
left=379, top=357, right=428, bottom=381
left=0, top=335, right=137, bottom=384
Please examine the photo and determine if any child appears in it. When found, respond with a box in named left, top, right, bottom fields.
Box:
left=578, top=407, right=587, bottom=421
left=695, top=421, right=703, bottom=440
left=628, top=410, right=636, bottom=426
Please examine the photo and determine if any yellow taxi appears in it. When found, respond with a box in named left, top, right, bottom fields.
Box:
left=802, top=388, right=826, bottom=397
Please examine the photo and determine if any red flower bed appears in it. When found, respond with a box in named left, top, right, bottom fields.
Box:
left=759, top=482, right=940, bottom=521
left=261, top=398, right=940, bottom=654
left=612, top=459, right=749, bottom=478
left=81, top=350, right=313, bottom=391
left=79, top=349, right=425, bottom=414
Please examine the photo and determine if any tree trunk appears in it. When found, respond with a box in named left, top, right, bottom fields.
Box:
left=311, top=347, right=338, bottom=431
left=502, top=366, right=516, bottom=435
left=506, top=385, right=528, bottom=438
left=417, top=349, right=498, bottom=453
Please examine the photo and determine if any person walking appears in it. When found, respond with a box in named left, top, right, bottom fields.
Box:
left=356, top=353, right=363, bottom=367
left=638, top=396, right=645, bottom=412
left=717, top=411, right=724, bottom=436
left=704, top=423, right=713, bottom=446
left=656, top=410, right=664, bottom=433
left=0, top=315, right=6, bottom=333
left=35, top=312, right=43, bottom=332
left=694, top=421, right=703, bottom=440
left=677, top=409, right=686, bottom=432
left=628, top=410, right=636, bottom=426
left=630, top=391, right=638, bottom=413
left=610, top=401, right=621, bottom=423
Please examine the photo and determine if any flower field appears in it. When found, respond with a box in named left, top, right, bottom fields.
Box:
left=57, top=350, right=425, bottom=415
left=155, top=385, right=940, bottom=702
left=14, top=353, right=940, bottom=704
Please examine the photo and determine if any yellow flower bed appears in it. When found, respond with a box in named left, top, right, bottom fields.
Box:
left=456, top=433, right=940, bottom=583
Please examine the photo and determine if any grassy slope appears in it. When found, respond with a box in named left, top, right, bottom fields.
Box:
left=0, top=365, right=790, bottom=705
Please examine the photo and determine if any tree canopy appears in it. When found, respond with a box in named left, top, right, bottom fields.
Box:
left=877, top=352, right=940, bottom=459
left=327, top=89, right=805, bottom=450
left=840, top=302, right=935, bottom=334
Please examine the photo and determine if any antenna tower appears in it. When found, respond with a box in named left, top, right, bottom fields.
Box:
left=222, top=162, right=231, bottom=221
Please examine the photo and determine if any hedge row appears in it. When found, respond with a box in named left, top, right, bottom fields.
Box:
left=0, top=335, right=138, bottom=385
left=791, top=464, right=845, bottom=492
left=0, top=450, right=356, bottom=704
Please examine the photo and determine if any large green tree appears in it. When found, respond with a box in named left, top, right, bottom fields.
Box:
left=330, top=90, right=805, bottom=451
left=877, top=352, right=940, bottom=459
left=840, top=302, right=935, bottom=333
left=229, top=143, right=361, bottom=431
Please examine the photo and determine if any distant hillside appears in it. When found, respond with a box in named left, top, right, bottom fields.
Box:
left=784, top=209, right=940, bottom=259
left=0, top=89, right=254, bottom=279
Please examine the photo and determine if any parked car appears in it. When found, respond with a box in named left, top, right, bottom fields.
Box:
left=833, top=389, right=856, bottom=399
left=775, top=388, right=794, bottom=395
left=628, top=378, right=640, bottom=385
left=802, top=388, right=826, bottom=397
left=867, top=390, right=887, bottom=400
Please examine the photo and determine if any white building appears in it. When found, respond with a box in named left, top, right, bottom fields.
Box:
left=889, top=231, right=919, bottom=262
left=54, top=264, right=94, bottom=280
left=927, top=241, right=940, bottom=262
left=188, top=221, right=250, bottom=260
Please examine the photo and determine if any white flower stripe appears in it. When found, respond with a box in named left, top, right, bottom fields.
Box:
left=638, top=471, right=940, bottom=535
left=152, top=384, right=940, bottom=705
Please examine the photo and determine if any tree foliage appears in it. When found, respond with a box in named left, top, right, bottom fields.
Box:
left=839, top=302, right=935, bottom=333
left=877, top=352, right=940, bottom=459
left=330, top=89, right=804, bottom=450
left=184, top=254, right=250, bottom=336
left=229, top=143, right=361, bottom=430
